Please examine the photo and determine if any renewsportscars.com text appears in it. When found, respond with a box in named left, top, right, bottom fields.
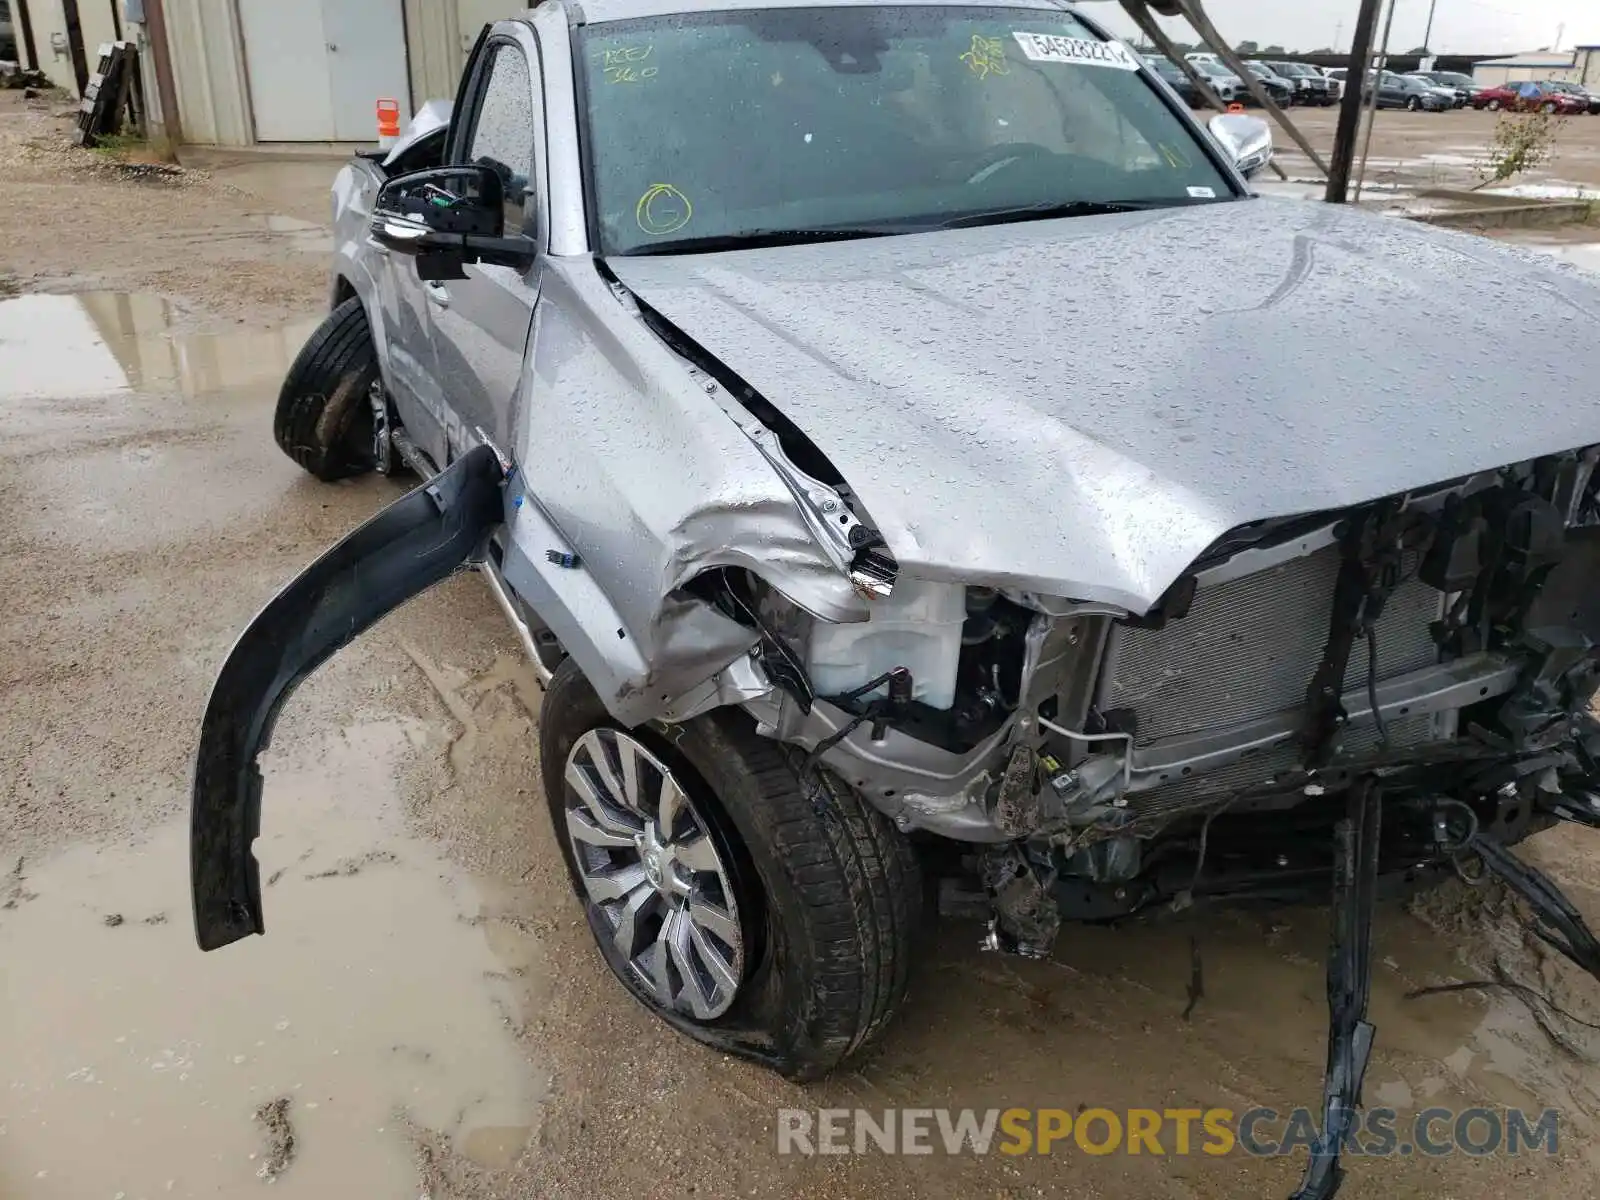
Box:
left=776, top=1106, right=1560, bottom=1158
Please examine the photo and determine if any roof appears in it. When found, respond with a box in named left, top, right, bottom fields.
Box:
left=1473, top=51, right=1578, bottom=67
left=579, top=0, right=1070, bottom=20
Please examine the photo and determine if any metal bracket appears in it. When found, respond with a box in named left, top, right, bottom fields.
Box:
left=1301, top=499, right=1413, bottom=768
left=1292, top=776, right=1381, bottom=1200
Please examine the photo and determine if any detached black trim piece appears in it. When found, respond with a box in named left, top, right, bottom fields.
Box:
left=190, top=445, right=505, bottom=951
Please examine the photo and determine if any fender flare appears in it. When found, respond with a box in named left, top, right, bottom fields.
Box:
left=191, top=445, right=504, bottom=950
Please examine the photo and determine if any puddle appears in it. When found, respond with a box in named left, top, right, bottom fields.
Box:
left=1253, top=178, right=1415, bottom=205
left=1482, top=181, right=1598, bottom=201
left=1528, top=241, right=1600, bottom=275
left=0, top=719, right=549, bottom=1199
left=1498, top=236, right=1600, bottom=277
left=0, top=291, right=320, bottom=400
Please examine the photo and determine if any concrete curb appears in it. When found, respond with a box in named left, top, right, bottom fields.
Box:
left=1408, top=200, right=1595, bottom=230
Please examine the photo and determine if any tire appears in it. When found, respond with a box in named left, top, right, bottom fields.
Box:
left=1406, top=97, right=1420, bottom=111
left=539, top=659, right=925, bottom=1080
left=1541, top=101, right=1557, bottom=114
left=1487, top=99, right=1502, bottom=111
left=273, top=296, right=379, bottom=481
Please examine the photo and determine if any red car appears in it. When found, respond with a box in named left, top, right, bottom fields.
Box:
left=1471, top=81, right=1589, bottom=114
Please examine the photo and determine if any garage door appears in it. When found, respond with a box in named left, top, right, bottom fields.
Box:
left=239, top=0, right=411, bottom=142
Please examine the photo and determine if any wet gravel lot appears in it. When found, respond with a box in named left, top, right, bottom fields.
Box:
left=5, top=92, right=1600, bottom=1199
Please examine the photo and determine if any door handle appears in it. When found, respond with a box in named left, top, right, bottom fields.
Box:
left=425, top=282, right=451, bottom=309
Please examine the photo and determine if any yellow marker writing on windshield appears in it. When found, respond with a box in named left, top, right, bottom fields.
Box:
left=636, top=184, right=693, bottom=236
left=602, top=43, right=657, bottom=83
left=1158, top=142, right=1192, bottom=169
left=960, top=34, right=1009, bottom=79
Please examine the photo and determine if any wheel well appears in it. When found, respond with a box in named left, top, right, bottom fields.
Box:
left=332, top=276, right=357, bottom=308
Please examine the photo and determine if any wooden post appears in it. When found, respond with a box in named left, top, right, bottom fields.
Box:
left=1325, top=0, right=1386, bottom=203
left=142, top=0, right=183, bottom=147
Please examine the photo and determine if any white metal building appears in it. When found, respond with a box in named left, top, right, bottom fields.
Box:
left=1469, top=51, right=1582, bottom=87
left=164, top=0, right=525, bottom=145
left=14, top=0, right=531, bottom=146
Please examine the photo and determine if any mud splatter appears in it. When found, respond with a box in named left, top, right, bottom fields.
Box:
left=253, top=1096, right=296, bottom=1182
left=305, top=849, right=399, bottom=880
left=3, top=856, right=38, bottom=910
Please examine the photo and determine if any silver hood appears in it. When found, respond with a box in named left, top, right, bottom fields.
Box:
left=608, top=199, right=1600, bottom=612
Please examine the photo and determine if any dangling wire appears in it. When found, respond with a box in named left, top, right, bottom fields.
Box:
left=1365, top=626, right=1390, bottom=749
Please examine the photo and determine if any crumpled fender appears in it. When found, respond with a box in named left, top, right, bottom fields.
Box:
left=191, top=445, right=504, bottom=951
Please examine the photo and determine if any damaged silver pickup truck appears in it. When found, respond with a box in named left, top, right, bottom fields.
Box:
left=193, top=2, right=1600, bottom=1194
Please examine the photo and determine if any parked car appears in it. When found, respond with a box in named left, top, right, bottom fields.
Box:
left=1543, top=79, right=1600, bottom=114
left=1262, top=60, right=1336, bottom=105
left=1241, top=61, right=1296, bottom=106
left=1473, top=80, right=1588, bottom=114
left=191, top=6, right=1600, bottom=1199
left=1188, top=58, right=1245, bottom=104
left=1142, top=54, right=1203, bottom=107
left=1381, top=72, right=1456, bottom=111
left=1405, top=71, right=1470, bottom=106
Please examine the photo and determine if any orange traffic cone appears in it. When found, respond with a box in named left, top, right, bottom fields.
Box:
left=377, top=99, right=402, bottom=149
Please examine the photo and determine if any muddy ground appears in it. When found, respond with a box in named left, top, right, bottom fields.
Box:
left=1269, top=104, right=1600, bottom=193
left=5, top=91, right=1600, bottom=1200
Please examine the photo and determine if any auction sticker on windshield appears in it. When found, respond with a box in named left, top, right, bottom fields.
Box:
left=1011, top=33, right=1141, bottom=70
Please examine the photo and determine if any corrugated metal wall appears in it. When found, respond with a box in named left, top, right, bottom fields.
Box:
left=155, top=0, right=519, bottom=146
left=162, top=0, right=251, bottom=145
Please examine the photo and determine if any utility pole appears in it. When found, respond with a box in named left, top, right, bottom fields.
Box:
left=1422, top=0, right=1439, bottom=53
left=1325, top=0, right=1385, bottom=203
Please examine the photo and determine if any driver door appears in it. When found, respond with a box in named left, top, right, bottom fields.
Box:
left=425, top=30, right=544, bottom=460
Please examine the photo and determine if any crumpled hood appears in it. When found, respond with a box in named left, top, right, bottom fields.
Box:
left=608, top=200, right=1600, bottom=612
left=381, top=99, right=452, bottom=169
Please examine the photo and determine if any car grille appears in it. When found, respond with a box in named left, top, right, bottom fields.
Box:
left=1097, top=545, right=1445, bottom=813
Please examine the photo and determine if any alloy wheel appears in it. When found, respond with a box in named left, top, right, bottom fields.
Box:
left=563, top=728, right=746, bottom=1020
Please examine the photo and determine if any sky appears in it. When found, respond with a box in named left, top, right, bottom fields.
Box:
left=1090, top=0, right=1598, bottom=56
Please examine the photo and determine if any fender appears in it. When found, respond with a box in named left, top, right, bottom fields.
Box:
left=191, top=445, right=504, bottom=951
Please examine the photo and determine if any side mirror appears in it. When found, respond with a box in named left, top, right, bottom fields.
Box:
left=1208, top=113, right=1273, bottom=180
left=371, top=165, right=535, bottom=281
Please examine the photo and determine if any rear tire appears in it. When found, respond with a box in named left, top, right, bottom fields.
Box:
left=273, top=296, right=378, bottom=481
left=539, top=660, right=925, bottom=1080
left=1406, top=97, right=1420, bottom=111
left=1487, top=99, right=1502, bottom=111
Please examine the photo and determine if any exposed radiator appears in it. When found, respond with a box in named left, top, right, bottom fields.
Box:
left=1097, top=544, right=1446, bottom=814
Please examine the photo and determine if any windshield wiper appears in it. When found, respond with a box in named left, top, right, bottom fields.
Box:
left=929, top=199, right=1175, bottom=230
left=617, top=227, right=901, bottom=256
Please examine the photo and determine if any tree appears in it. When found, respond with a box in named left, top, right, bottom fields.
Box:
left=1237, top=39, right=1259, bottom=53
left=1263, top=44, right=1286, bottom=55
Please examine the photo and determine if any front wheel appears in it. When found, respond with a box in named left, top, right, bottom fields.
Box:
left=272, top=296, right=379, bottom=481
left=1487, top=98, right=1503, bottom=111
left=539, top=660, right=925, bottom=1080
left=1406, top=97, right=1421, bottom=111
left=1541, top=101, right=1557, bottom=114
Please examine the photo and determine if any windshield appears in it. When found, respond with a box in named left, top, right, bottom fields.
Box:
left=578, top=6, right=1234, bottom=255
